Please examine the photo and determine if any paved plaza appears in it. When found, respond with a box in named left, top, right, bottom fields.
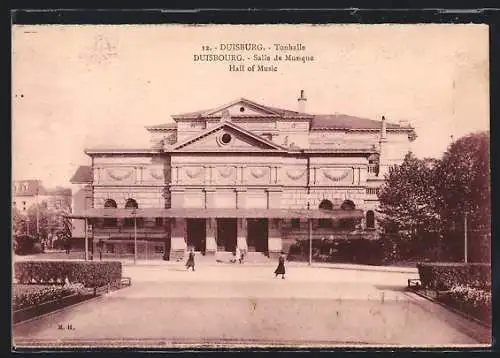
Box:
left=13, top=262, right=491, bottom=348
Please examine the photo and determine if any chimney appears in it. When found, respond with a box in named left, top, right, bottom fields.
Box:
left=297, top=90, right=307, bottom=113
left=380, top=116, right=387, bottom=141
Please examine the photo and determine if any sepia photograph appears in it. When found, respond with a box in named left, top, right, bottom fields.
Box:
left=11, top=23, right=491, bottom=349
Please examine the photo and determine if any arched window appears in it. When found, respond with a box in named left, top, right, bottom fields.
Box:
left=124, top=199, right=142, bottom=227
left=125, top=199, right=138, bottom=209
left=340, top=200, right=356, bottom=229
left=340, top=200, right=355, bottom=211
left=103, top=199, right=117, bottom=227
left=318, top=199, right=333, bottom=228
left=366, top=210, right=375, bottom=229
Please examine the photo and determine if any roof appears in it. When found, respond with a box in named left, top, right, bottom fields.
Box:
left=166, top=98, right=414, bottom=132
left=70, top=166, right=93, bottom=184
left=39, top=187, right=72, bottom=196
left=145, top=122, right=177, bottom=131
left=172, top=98, right=313, bottom=121
left=311, top=114, right=403, bottom=130
left=67, top=208, right=364, bottom=220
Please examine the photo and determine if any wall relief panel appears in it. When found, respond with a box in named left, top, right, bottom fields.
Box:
left=181, top=166, right=205, bottom=184
left=317, top=168, right=353, bottom=185
left=246, top=166, right=271, bottom=184
left=214, top=166, right=236, bottom=184
left=285, top=168, right=306, bottom=181
left=105, top=167, right=135, bottom=182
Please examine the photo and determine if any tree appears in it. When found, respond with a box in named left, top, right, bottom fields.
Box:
left=377, top=152, right=441, bottom=241
left=12, top=207, right=26, bottom=236
left=377, top=132, right=490, bottom=262
left=20, top=201, right=73, bottom=243
left=435, top=131, right=490, bottom=231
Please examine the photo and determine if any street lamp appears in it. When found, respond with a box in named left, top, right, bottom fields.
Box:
left=307, top=201, right=312, bottom=266
left=132, top=208, right=137, bottom=265
left=464, top=212, right=468, bottom=263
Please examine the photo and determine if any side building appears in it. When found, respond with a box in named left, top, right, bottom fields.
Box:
left=70, top=92, right=416, bottom=261
left=12, top=180, right=72, bottom=213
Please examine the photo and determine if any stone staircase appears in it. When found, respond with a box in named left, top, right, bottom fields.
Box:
left=173, top=251, right=272, bottom=264
left=215, top=251, right=271, bottom=264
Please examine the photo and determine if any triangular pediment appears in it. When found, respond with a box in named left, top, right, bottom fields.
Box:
left=204, top=98, right=281, bottom=118
left=172, top=121, right=285, bottom=152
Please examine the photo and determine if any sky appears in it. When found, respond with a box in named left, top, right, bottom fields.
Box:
left=12, top=24, right=489, bottom=188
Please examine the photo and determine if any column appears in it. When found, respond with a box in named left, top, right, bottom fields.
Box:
left=170, top=218, right=186, bottom=260
left=205, top=218, right=217, bottom=255
left=268, top=218, right=282, bottom=259
left=237, top=218, right=248, bottom=251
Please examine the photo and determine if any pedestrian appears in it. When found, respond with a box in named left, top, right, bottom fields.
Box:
left=65, top=237, right=71, bottom=255
left=185, top=248, right=195, bottom=271
left=233, top=247, right=240, bottom=264
left=274, top=251, right=286, bottom=279
left=239, top=248, right=245, bottom=264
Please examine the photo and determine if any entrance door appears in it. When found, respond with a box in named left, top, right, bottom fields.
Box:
left=187, top=219, right=206, bottom=253
left=216, top=218, right=237, bottom=252
left=247, top=218, right=268, bottom=253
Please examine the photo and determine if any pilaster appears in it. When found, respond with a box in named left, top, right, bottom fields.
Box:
left=170, top=218, right=186, bottom=260
left=205, top=218, right=217, bottom=255
left=268, top=218, right=282, bottom=259
left=237, top=218, right=248, bottom=251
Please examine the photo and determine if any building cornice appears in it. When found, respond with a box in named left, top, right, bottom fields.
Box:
left=84, top=148, right=163, bottom=156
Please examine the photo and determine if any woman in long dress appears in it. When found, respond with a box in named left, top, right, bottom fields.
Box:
left=185, top=248, right=195, bottom=271
left=274, top=251, right=286, bottom=279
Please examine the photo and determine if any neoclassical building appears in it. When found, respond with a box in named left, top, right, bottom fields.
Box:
left=70, top=91, right=416, bottom=260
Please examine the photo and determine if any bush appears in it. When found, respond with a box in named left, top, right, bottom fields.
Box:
left=286, top=238, right=382, bottom=265
left=417, top=262, right=491, bottom=290
left=12, top=284, right=75, bottom=310
left=14, top=235, right=43, bottom=255
left=446, top=284, right=491, bottom=323
left=14, top=261, right=122, bottom=288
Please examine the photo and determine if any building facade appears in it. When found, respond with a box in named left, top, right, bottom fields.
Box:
left=12, top=180, right=72, bottom=213
left=71, top=92, right=416, bottom=260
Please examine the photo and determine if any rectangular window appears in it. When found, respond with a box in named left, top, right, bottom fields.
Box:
left=155, top=218, right=163, bottom=227
left=124, top=218, right=134, bottom=227
left=291, top=218, right=300, bottom=229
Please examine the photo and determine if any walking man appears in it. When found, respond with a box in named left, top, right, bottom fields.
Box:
left=274, top=251, right=286, bottom=279
left=185, top=248, right=195, bottom=271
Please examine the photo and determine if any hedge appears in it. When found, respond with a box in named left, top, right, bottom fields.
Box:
left=12, top=284, right=75, bottom=311
left=416, top=262, right=491, bottom=290
left=14, top=261, right=122, bottom=288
